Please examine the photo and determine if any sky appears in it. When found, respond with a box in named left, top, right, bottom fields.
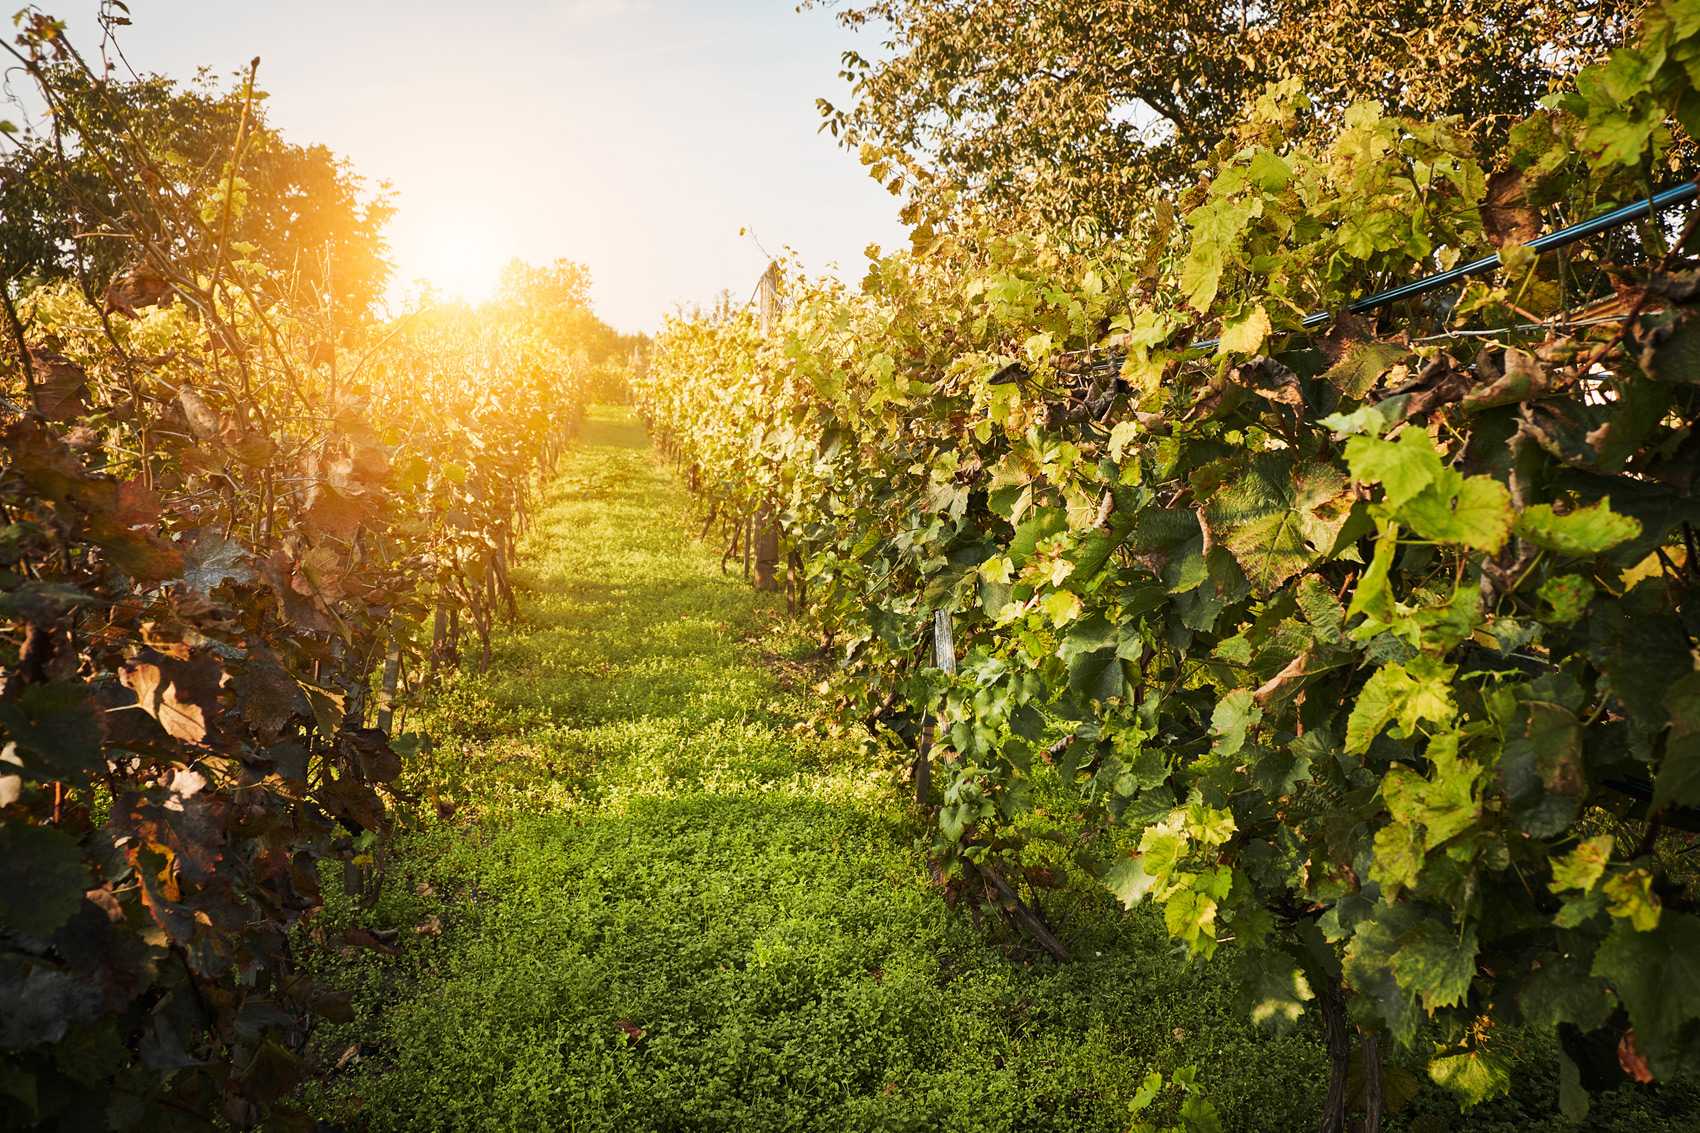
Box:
left=34, top=1, right=911, bottom=332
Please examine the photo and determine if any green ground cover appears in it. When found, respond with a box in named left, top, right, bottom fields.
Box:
left=300, top=407, right=1697, bottom=1132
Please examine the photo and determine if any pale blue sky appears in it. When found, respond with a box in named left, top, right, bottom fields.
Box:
left=41, top=1, right=909, bottom=331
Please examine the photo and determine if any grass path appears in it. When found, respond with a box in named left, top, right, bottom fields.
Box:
left=303, top=407, right=1688, bottom=1132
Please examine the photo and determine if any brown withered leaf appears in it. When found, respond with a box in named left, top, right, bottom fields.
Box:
left=304, top=454, right=372, bottom=539
left=92, top=674, right=174, bottom=751
left=4, top=415, right=106, bottom=506
left=1391, top=356, right=1472, bottom=419
left=1322, top=340, right=1409, bottom=399
left=1482, top=168, right=1539, bottom=248
left=1316, top=311, right=1373, bottom=367
left=1618, top=1028, right=1655, bottom=1084
left=263, top=740, right=310, bottom=783
left=237, top=1038, right=303, bottom=1105
left=1520, top=400, right=1600, bottom=468
left=103, top=263, right=173, bottom=317
left=297, top=681, right=346, bottom=738
left=318, top=775, right=385, bottom=833
left=1236, top=356, right=1305, bottom=408
left=114, top=478, right=163, bottom=528
left=290, top=544, right=346, bottom=604
left=3, top=419, right=182, bottom=580
left=311, top=985, right=356, bottom=1024
left=119, top=651, right=226, bottom=744
left=232, top=653, right=309, bottom=741
left=1464, top=347, right=1554, bottom=411
left=224, top=426, right=277, bottom=468
left=258, top=550, right=335, bottom=634
left=119, top=787, right=225, bottom=886
left=305, top=482, right=369, bottom=540
left=342, top=927, right=397, bottom=956
left=168, top=767, right=207, bottom=799
left=351, top=445, right=390, bottom=486
left=179, top=528, right=256, bottom=598
left=338, top=727, right=402, bottom=783
left=28, top=349, right=88, bottom=422
left=1640, top=268, right=1700, bottom=306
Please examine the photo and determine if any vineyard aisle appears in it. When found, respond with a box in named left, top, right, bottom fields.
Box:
left=300, top=408, right=1649, bottom=1132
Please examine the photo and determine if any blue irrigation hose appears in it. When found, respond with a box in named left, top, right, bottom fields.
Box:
left=1191, top=180, right=1700, bottom=350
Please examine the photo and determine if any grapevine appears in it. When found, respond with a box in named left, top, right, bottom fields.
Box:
left=636, top=2, right=1700, bottom=1122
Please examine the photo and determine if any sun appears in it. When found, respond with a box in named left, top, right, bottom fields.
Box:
left=393, top=223, right=510, bottom=306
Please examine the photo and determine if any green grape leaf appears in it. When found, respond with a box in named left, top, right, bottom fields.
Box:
left=1104, top=855, right=1161, bottom=909
left=0, top=823, right=86, bottom=938
left=1538, top=574, right=1595, bottom=623
left=1370, top=819, right=1425, bottom=896
left=1428, top=1045, right=1512, bottom=1108
left=1204, top=455, right=1352, bottom=593
left=1345, top=657, right=1458, bottom=753
left=1343, top=905, right=1423, bottom=1046
left=1549, top=835, right=1614, bottom=893
left=1322, top=342, right=1410, bottom=399
left=1558, top=1049, right=1589, bottom=1124
left=1515, top=498, right=1641, bottom=556
left=1211, top=689, right=1262, bottom=757
left=1500, top=699, right=1584, bottom=837
left=1592, top=913, right=1700, bottom=1077
left=1218, top=303, right=1272, bottom=356
left=1345, top=430, right=1445, bottom=509
left=0, top=681, right=103, bottom=781
left=1645, top=312, right=1700, bottom=383
left=1400, top=472, right=1513, bottom=553
left=1391, top=918, right=1478, bottom=1013
left=1518, top=953, right=1615, bottom=1031
left=1345, top=522, right=1398, bottom=626
left=1380, top=736, right=1480, bottom=849
left=1245, top=958, right=1314, bottom=1029
left=1069, top=647, right=1126, bottom=703
left=1165, top=887, right=1220, bottom=956
left=1654, top=671, right=1700, bottom=811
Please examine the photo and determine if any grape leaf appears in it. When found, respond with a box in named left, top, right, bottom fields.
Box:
left=1345, top=657, right=1458, bottom=753
left=1515, top=498, right=1641, bottom=556
left=0, top=823, right=86, bottom=938
left=1428, top=1044, right=1512, bottom=1107
left=1204, top=455, right=1352, bottom=593
left=1399, top=471, right=1513, bottom=553
left=1391, top=917, right=1478, bottom=1013
left=1592, top=914, right=1700, bottom=1077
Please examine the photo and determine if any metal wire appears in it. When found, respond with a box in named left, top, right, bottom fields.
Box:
left=1060, top=180, right=1698, bottom=370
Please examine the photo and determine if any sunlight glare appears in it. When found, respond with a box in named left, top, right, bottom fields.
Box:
left=398, top=226, right=510, bottom=306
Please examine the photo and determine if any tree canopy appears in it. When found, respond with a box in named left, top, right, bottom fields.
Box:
left=1, top=40, right=393, bottom=322
left=815, top=0, right=1642, bottom=233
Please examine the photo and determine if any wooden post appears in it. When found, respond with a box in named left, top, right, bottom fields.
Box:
left=375, top=641, right=401, bottom=734
left=916, top=610, right=956, bottom=806
left=754, top=499, right=780, bottom=591
left=753, top=263, right=782, bottom=592
left=758, top=261, right=778, bottom=337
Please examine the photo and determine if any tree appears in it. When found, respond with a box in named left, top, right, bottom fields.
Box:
left=496, top=258, right=645, bottom=368
left=0, top=27, right=392, bottom=324
left=813, top=0, right=1641, bottom=234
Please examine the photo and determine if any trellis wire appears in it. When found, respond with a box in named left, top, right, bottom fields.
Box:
left=1056, top=180, right=1699, bottom=380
